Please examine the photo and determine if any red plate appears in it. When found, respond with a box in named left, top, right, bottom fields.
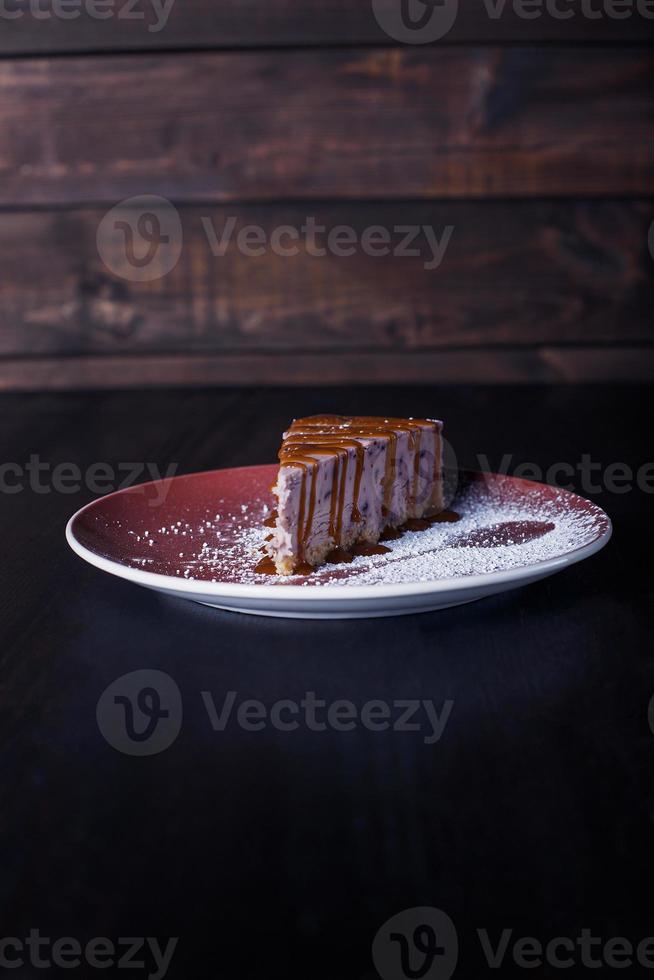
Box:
left=66, top=466, right=612, bottom=619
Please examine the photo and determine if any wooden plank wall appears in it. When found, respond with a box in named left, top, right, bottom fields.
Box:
left=1, top=6, right=653, bottom=388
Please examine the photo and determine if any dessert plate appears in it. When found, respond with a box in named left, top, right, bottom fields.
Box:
left=66, top=465, right=611, bottom=619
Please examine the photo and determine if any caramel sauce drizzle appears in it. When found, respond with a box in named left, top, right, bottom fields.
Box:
left=254, top=556, right=277, bottom=575
left=280, top=436, right=364, bottom=547
left=290, top=418, right=406, bottom=520
left=351, top=542, right=392, bottom=557
left=379, top=526, right=403, bottom=542
left=319, top=417, right=426, bottom=516
left=324, top=546, right=354, bottom=565
left=263, top=414, right=444, bottom=573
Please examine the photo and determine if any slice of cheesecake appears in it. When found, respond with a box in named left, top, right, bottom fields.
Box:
left=264, top=415, right=444, bottom=575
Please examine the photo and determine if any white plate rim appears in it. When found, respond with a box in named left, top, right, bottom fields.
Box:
left=65, top=467, right=613, bottom=604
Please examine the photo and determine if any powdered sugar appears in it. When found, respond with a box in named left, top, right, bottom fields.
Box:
left=116, top=474, right=607, bottom=588
left=257, top=479, right=604, bottom=587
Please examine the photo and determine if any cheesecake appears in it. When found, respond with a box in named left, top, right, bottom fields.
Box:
left=263, top=415, right=444, bottom=575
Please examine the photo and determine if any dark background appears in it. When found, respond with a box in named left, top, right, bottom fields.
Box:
left=1, top=3, right=654, bottom=979
left=1, top=384, right=653, bottom=978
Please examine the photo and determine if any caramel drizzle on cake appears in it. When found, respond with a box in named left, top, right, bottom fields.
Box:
left=263, top=414, right=445, bottom=575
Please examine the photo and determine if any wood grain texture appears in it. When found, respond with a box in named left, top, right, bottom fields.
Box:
left=4, top=0, right=654, bottom=54
left=0, top=201, right=651, bottom=365
left=1, top=47, right=652, bottom=205
left=2, top=347, right=654, bottom=389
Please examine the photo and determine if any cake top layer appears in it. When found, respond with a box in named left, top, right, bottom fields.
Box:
left=286, top=414, right=440, bottom=432
left=280, top=415, right=441, bottom=461
left=279, top=414, right=441, bottom=468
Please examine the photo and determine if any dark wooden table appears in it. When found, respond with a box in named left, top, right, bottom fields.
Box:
left=1, top=385, right=652, bottom=979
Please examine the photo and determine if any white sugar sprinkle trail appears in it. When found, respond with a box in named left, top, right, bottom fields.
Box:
left=124, top=479, right=606, bottom=589
left=265, top=487, right=600, bottom=587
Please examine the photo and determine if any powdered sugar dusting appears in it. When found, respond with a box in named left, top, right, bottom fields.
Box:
left=251, top=479, right=604, bottom=587
left=138, top=480, right=604, bottom=587
left=77, top=470, right=609, bottom=590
